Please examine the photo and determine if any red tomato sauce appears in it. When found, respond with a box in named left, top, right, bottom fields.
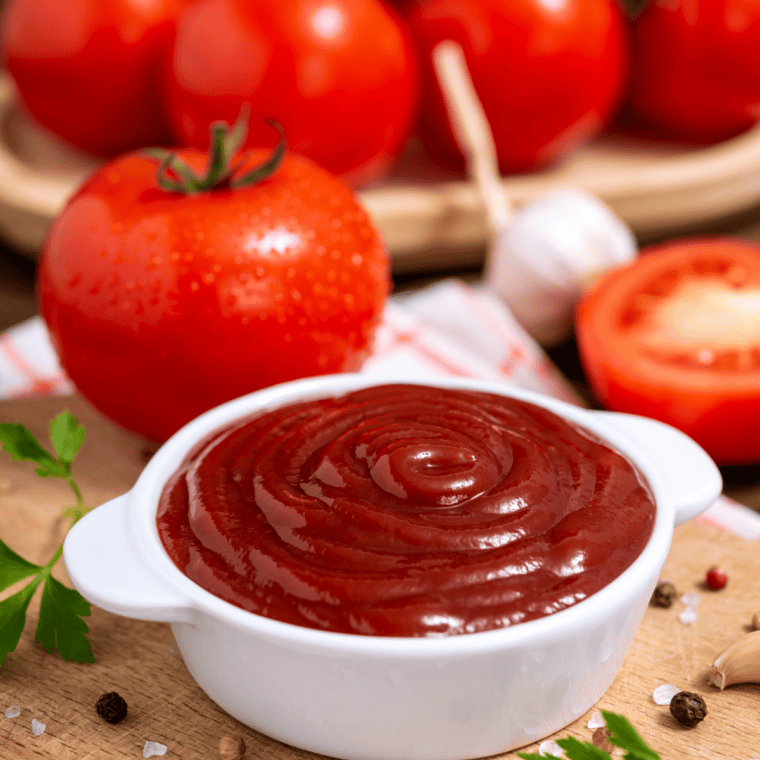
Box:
left=156, top=385, right=656, bottom=637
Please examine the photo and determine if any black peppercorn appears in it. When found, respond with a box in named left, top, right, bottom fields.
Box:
left=669, top=691, right=707, bottom=727
left=651, top=581, right=677, bottom=608
left=96, top=691, right=128, bottom=724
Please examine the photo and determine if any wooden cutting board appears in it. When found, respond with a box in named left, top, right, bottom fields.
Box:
left=1, top=395, right=758, bottom=759
left=7, top=70, right=760, bottom=273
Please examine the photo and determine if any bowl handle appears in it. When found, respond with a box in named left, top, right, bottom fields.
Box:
left=591, top=411, right=723, bottom=526
left=63, top=494, right=196, bottom=623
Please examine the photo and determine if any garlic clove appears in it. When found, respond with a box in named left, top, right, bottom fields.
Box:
left=485, top=188, right=637, bottom=347
left=707, top=629, right=760, bottom=689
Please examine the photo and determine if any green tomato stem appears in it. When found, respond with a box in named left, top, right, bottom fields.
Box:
left=149, top=108, right=286, bottom=195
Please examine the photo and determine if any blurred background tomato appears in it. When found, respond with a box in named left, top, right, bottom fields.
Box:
left=625, top=0, right=760, bottom=143
left=1, top=0, right=193, bottom=157
left=162, top=0, right=420, bottom=187
left=403, top=0, right=630, bottom=173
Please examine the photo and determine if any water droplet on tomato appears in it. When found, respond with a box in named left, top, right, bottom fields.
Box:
left=696, top=348, right=714, bottom=364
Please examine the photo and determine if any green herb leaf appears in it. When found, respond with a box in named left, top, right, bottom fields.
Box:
left=516, top=737, right=613, bottom=760
left=35, top=575, right=94, bottom=663
left=557, top=735, right=614, bottom=759
left=0, top=412, right=94, bottom=666
left=516, top=711, right=661, bottom=760
left=603, top=711, right=661, bottom=760
left=49, top=411, right=84, bottom=469
left=0, top=582, right=38, bottom=666
left=0, top=421, right=67, bottom=478
left=0, top=538, right=42, bottom=592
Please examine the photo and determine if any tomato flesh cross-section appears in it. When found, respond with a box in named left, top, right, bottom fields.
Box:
left=575, top=237, right=760, bottom=465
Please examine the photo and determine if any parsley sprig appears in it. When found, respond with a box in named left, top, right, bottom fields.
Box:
left=0, top=412, right=94, bottom=666
left=517, top=710, right=661, bottom=760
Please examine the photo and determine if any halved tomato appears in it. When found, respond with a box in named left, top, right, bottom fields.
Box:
left=575, top=237, right=760, bottom=465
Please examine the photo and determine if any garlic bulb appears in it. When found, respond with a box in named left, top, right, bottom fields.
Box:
left=430, top=40, right=638, bottom=348
left=485, top=188, right=638, bottom=347
left=707, top=629, right=760, bottom=689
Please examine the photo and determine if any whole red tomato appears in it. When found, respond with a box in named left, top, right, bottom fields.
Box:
left=37, top=124, right=390, bottom=443
left=1, top=0, right=191, bottom=157
left=162, top=0, right=420, bottom=187
left=626, top=0, right=760, bottom=142
left=575, top=237, right=760, bottom=465
left=403, top=0, right=630, bottom=174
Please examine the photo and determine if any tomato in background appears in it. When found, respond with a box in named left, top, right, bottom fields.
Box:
left=626, top=0, right=760, bottom=143
left=1, top=0, right=191, bottom=157
left=37, top=131, right=390, bottom=443
left=403, top=0, right=630, bottom=174
left=575, top=237, right=760, bottom=465
left=162, top=0, right=420, bottom=188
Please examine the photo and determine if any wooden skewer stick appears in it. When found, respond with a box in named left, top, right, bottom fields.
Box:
left=431, top=40, right=512, bottom=249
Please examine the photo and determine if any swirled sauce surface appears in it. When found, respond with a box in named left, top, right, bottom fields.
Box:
left=157, top=384, right=656, bottom=637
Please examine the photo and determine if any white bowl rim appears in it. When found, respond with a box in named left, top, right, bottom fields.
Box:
left=124, top=373, right=678, bottom=655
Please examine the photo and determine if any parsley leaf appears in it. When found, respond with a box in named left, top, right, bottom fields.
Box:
left=603, top=710, right=661, bottom=760
left=49, top=412, right=85, bottom=470
left=0, top=582, right=38, bottom=665
left=0, top=539, right=42, bottom=591
left=0, top=412, right=94, bottom=666
left=516, top=711, right=661, bottom=760
left=36, top=575, right=94, bottom=663
left=0, top=421, right=66, bottom=478
left=557, top=735, right=616, bottom=759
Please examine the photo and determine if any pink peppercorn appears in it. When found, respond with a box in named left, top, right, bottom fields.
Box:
left=705, top=566, right=728, bottom=591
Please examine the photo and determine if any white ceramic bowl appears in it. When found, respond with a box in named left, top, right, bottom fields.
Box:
left=64, top=374, right=722, bottom=760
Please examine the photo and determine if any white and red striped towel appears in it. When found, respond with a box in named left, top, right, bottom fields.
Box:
left=1, top=278, right=757, bottom=539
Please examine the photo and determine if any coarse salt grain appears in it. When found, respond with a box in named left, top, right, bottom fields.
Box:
left=680, top=592, right=700, bottom=607
left=539, top=739, right=565, bottom=757
left=143, top=740, right=168, bottom=758
left=587, top=710, right=605, bottom=729
left=4, top=706, right=20, bottom=719
left=679, top=607, right=698, bottom=625
left=31, top=719, right=45, bottom=736
left=653, top=683, right=681, bottom=705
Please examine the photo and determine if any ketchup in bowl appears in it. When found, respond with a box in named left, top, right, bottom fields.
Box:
left=157, top=384, right=656, bottom=637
